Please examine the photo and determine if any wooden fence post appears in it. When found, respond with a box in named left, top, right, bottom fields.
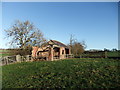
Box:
left=26, top=55, right=31, bottom=61
left=16, top=55, right=22, bottom=62
left=105, top=51, right=107, bottom=58
left=5, top=56, right=8, bottom=65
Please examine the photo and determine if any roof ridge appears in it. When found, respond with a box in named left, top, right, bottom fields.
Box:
left=50, top=40, right=68, bottom=48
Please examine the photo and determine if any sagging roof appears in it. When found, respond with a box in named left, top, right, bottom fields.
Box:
left=48, top=40, right=69, bottom=48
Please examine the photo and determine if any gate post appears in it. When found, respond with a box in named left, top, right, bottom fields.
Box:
left=105, top=51, right=107, bottom=58
left=16, top=55, right=22, bottom=62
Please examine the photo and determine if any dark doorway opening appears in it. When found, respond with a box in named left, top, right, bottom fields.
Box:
left=65, top=48, right=69, bottom=54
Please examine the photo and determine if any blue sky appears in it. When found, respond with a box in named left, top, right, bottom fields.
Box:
left=1, top=2, right=118, bottom=50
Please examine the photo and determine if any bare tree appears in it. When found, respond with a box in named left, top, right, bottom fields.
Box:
left=5, top=20, right=47, bottom=49
left=69, top=34, right=86, bottom=56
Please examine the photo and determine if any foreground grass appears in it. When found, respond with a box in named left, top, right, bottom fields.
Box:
left=2, top=58, right=120, bottom=88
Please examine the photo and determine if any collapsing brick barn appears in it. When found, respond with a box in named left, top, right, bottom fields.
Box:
left=32, top=40, right=73, bottom=61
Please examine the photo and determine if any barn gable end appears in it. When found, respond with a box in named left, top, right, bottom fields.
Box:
left=32, top=40, right=71, bottom=61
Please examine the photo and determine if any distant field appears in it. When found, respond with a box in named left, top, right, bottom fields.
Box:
left=0, top=53, right=11, bottom=57
left=0, top=49, right=119, bottom=58
left=107, top=51, right=119, bottom=57
left=0, top=49, right=9, bottom=52
left=0, top=53, right=12, bottom=57
left=2, top=58, right=120, bottom=88
left=0, top=49, right=15, bottom=57
left=80, top=51, right=120, bottom=58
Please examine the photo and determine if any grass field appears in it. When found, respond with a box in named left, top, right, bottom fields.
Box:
left=80, top=51, right=120, bottom=58
left=2, top=58, right=120, bottom=88
left=107, top=51, right=119, bottom=57
left=0, top=49, right=14, bottom=57
left=0, top=50, right=10, bottom=57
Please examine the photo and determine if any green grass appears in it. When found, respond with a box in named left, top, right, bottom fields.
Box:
left=2, top=58, right=120, bottom=88
left=0, top=49, right=14, bottom=57
left=0, top=53, right=12, bottom=57
left=80, top=51, right=120, bottom=58
left=0, top=50, right=9, bottom=52
left=107, top=51, right=119, bottom=57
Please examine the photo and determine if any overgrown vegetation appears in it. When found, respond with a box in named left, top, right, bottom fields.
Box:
left=68, top=34, right=86, bottom=56
left=2, top=58, right=120, bottom=88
